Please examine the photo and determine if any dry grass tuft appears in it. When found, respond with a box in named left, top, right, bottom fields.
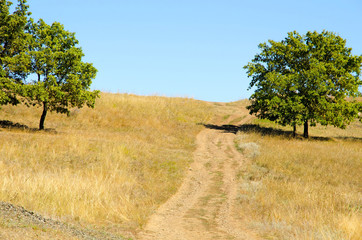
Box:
left=234, top=133, right=260, bottom=159
left=0, top=93, right=212, bottom=232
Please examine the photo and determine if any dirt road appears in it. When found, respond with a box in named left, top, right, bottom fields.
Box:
left=138, top=113, right=258, bottom=240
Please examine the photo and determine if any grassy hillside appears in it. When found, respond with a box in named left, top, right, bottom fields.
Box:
left=0, top=93, right=360, bottom=239
left=234, top=118, right=362, bottom=240
left=0, top=93, right=212, bottom=237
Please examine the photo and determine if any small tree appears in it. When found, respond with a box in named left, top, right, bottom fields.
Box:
left=0, top=0, right=30, bottom=105
left=244, top=31, right=362, bottom=138
left=25, top=19, right=99, bottom=130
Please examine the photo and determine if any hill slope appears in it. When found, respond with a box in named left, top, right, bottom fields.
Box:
left=0, top=93, right=361, bottom=239
left=0, top=93, right=212, bottom=239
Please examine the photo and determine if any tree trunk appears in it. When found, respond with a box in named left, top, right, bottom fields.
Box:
left=293, top=125, right=296, bottom=137
left=39, top=102, right=48, bottom=130
left=303, top=120, right=309, bottom=138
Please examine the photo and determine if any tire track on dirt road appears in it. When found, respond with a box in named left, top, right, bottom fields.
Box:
left=137, top=114, right=259, bottom=240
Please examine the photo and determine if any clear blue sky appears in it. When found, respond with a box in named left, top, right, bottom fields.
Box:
left=26, top=0, right=362, bottom=102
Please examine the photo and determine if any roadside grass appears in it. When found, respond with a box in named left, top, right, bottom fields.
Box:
left=235, top=118, right=362, bottom=240
left=0, top=93, right=212, bottom=235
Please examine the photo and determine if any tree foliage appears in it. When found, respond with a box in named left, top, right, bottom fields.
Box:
left=0, top=0, right=99, bottom=130
left=25, top=19, right=99, bottom=129
left=0, top=0, right=30, bottom=105
left=244, top=31, right=362, bottom=138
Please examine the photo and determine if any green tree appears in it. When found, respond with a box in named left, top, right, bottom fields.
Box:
left=25, top=19, right=99, bottom=130
left=244, top=31, right=362, bottom=138
left=0, top=0, right=30, bottom=105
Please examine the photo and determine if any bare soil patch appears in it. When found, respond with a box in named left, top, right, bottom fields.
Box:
left=0, top=202, right=125, bottom=240
left=137, top=112, right=259, bottom=240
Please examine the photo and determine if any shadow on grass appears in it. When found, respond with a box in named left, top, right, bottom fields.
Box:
left=0, top=120, right=29, bottom=129
left=0, top=120, right=56, bottom=133
left=203, top=123, right=294, bottom=136
left=202, top=123, right=362, bottom=142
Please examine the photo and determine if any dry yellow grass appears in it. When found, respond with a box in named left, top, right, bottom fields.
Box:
left=1, top=94, right=361, bottom=239
left=0, top=93, right=212, bottom=234
left=235, top=117, right=362, bottom=240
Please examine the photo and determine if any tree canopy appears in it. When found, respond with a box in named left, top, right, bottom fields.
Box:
left=24, top=19, right=99, bottom=129
left=0, top=0, right=99, bottom=130
left=0, top=0, right=30, bottom=105
left=244, top=31, right=362, bottom=138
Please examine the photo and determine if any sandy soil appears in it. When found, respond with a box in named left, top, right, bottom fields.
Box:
left=137, top=112, right=259, bottom=240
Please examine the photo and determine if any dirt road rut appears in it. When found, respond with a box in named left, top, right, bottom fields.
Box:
left=138, top=116, right=258, bottom=240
